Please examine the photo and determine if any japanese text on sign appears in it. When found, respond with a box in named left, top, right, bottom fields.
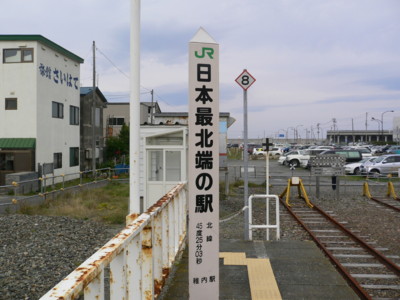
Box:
left=39, top=63, right=79, bottom=90
left=188, top=28, right=219, bottom=299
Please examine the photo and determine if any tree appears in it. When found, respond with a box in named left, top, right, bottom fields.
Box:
left=105, top=124, right=129, bottom=162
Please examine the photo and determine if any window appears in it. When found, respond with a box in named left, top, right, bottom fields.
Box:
left=52, top=101, right=64, bottom=118
left=0, top=153, right=14, bottom=171
left=5, top=98, right=17, bottom=110
left=95, top=107, right=100, bottom=127
left=3, top=48, right=33, bottom=63
left=166, top=151, right=181, bottom=181
left=148, top=150, right=163, bottom=181
left=109, top=117, right=125, bottom=126
left=69, top=105, right=79, bottom=125
left=69, top=147, right=79, bottom=167
left=53, top=153, right=62, bottom=169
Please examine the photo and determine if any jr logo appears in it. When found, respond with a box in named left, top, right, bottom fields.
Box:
left=195, top=47, right=214, bottom=59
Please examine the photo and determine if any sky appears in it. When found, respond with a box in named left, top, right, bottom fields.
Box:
left=1, top=0, right=400, bottom=139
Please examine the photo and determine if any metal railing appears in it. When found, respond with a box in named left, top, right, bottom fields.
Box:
left=40, top=182, right=187, bottom=300
left=248, top=194, right=280, bottom=241
left=0, top=168, right=125, bottom=213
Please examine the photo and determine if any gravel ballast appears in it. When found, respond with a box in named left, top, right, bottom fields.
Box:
left=0, top=215, right=122, bottom=300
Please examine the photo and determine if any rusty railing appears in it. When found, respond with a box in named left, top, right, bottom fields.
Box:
left=40, top=182, right=187, bottom=300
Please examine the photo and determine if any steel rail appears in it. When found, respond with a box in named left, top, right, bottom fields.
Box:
left=369, top=197, right=400, bottom=213
left=281, top=197, right=400, bottom=299
left=311, top=203, right=400, bottom=276
left=279, top=198, right=372, bottom=300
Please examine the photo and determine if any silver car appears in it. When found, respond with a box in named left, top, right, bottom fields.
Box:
left=365, top=155, right=400, bottom=175
left=345, top=157, right=377, bottom=175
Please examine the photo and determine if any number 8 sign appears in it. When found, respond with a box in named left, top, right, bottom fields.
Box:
left=235, top=69, right=256, bottom=90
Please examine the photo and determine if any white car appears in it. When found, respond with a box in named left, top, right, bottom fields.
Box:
left=299, top=149, right=327, bottom=168
left=357, top=148, right=372, bottom=158
left=253, top=148, right=266, bottom=156
left=345, top=157, right=377, bottom=175
left=278, top=151, right=294, bottom=165
left=278, top=150, right=306, bottom=167
left=268, top=147, right=283, bottom=156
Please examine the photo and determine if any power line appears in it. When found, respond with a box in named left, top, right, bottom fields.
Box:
left=96, top=46, right=130, bottom=79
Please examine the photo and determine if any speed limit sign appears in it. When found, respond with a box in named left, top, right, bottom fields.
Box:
left=235, top=69, right=256, bottom=90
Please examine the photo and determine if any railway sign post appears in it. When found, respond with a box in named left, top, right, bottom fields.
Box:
left=188, top=27, right=219, bottom=299
left=310, top=155, right=345, bottom=199
left=235, top=69, right=256, bottom=240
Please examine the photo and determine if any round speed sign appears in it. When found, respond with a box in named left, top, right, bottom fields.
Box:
left=235, top=69, right=256, bottom=91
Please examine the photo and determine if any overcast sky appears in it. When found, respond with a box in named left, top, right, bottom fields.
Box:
left=2, top=0, right=400, bottom=139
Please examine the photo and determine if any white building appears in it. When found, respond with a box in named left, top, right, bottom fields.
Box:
left=0, top=35, right=83, bottom=184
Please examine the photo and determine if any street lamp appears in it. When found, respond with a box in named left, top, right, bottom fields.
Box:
left=381, top=110, right=394, bottom=136
left=286, top=127, right=294, bottom=143
left=371, top=117, right=382, bottom=141
left=295, top=125, right=303, bottom=143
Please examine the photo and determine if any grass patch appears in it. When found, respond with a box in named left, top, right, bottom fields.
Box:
left=227, top=148, right=243, bottom=160
left=20, top=182, right=129, bottom=225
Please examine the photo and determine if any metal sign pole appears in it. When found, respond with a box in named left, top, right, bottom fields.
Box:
left=243, top=88, right=249, bottom=240
left=235, top=69, right=256, bottom=241
left=266, top=151, right=269, bottom=195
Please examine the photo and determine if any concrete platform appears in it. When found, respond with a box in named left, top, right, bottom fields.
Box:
left=159, top=239, right=359, bottom=300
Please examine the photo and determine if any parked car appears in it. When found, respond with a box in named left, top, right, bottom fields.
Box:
left=283, top=150, right=308, bottom=167
left=299, top=149, right=328, bottom=168
left=278, top=150, right=301, bottom=165
left=247, top=143, right=262, bottom=155
left=365, top=154, right=400, bottom=175
left=386, top=145, right=400, bottom=154
left=344, top=157, right=377, bottom=175
left=356, top=147, right=372, bottom=158
left=227, top=143, right=239, bottom=148
left=319, top=149, right=363, bottom=163
left=253, top=148, right=266, bottom=156
left=359, top=157, right=379, bottom=175
left=269, top=147, right=283, bottom=156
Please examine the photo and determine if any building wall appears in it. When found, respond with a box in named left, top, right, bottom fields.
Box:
left=80, top=91, right=106, bottom=171
left=103, top=103, right=130, bottom=137
left=0, top=41, right=37, bottom=137
left=0, top=38, right=81, bottom=178
left=35, top=41, right=81, bottom=176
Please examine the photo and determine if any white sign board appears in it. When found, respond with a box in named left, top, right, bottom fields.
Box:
left=188, top=27, right=219, bottom=299
left=235, top=69, right=256, bottom=90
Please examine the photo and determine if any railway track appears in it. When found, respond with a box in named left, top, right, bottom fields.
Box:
left=369, top=196, right=400, bottom=213
left=280, top=197, right=400, bottom=299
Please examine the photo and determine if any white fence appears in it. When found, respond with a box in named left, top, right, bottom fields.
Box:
left=40, top=182, right=187, bottom=300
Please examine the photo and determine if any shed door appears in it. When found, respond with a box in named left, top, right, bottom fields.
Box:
left=146, top=149, right=182, bottom=208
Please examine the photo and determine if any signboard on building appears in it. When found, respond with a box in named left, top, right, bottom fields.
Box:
left=188, top=27, right=219, bottom=299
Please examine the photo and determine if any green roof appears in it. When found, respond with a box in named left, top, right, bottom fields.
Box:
left=0, top=35, right=84, bottom=63
left=0, top=138, right=36, bottom=149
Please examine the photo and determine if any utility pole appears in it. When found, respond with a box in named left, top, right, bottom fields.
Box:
left=150, top=89, right=154, bottom=124
left=332, top=118, right=337, bottom=144
left=129, top=0, right=141, bottom=217
left=365, top=112, right=368, bottom=143
left=92, top=41, right=96, bottom=175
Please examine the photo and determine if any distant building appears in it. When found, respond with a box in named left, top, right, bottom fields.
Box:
left=80, top=87, right=108, bottom=171
left=0, top=35, right=83, bottom=184
left=326, top=130, right=393, bottom=144
left=103, top=102, right=161, bottom=137
left=103, top=102, right=235, bottom=167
